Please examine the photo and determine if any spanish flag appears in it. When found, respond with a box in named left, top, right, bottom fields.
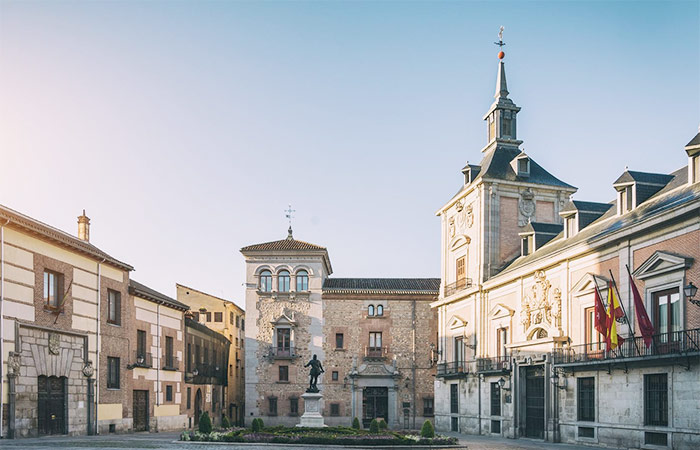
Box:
left=606, top=283, right=625, bottom=350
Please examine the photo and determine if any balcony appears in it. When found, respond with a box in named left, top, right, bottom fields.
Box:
left=553, top=328, right=700, bottom=368
left=444, top=278, right=473, bottom=297
left=477, top=356, right=511, bottom=374
left=186, top=363, right=227, bottom=385
left=269, top=346, right=297, bottom=359
left=364, top=346, right=389, bottom=361
left=130, top=351, right=153, bottom=369
left=436, top=361, right=470, bottom=379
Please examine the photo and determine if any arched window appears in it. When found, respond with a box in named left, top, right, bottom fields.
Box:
left=296, top=270, right=309, bottom=291
left=368, top=305, right=375, bottom=316
left=376, top=305, right=383, bottom=316
left=278, top=270, right=290, bottom=292
left=259, top=270, right=272, bottom=292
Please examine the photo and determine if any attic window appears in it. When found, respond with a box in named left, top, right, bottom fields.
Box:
left=618, top=185, right=634, bottom=214
left=515, top=157, right=530, bottom=177
left=521, top=234, right=534, bottom=256
left=565, top=215, right=577, bottom=238
left=692, top=154, right=700, bottom=184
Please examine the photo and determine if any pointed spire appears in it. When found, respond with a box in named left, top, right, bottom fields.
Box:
left=495, top=61, right=508, bottom=99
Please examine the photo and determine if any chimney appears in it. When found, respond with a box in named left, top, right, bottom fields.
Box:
left=77, top=210, right=90, bottom=242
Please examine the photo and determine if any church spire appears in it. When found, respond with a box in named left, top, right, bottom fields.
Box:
left=495, top=61, right=508, bottom=99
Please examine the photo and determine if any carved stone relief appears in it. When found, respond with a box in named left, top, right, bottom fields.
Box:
left=521, top=271, right=562, bottom=338
left=48, top=332, right=60, bottom=355
left=518, top=188, right=536, bottom=226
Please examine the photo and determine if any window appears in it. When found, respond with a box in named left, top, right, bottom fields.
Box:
left=236, top=337, right=239, bottom=347
left=577, top=377, right=595, bottom=422
left=205, top=312, right=212, bottom=322
left=653, top=288, right=681, bottom=341
left=332, top=371, right=339, bottom=381
left=165, top=336, right=174, bottom=369
left=277, top=328, right=291, bottom=351
left=187, top=387, right=191, bottom=409
left=369, top=332, right=382, bottom=350
left=107, top=289, right=121, bottom=325
left=335, top=333, right=344, bottom=349
left=566, top=216, right=576, bottom=238
left=496, top=328, right=508, bottom=358
left=488, top=113, right=496, bottom=141
left=290, top=397, right=299, bottom=416
left=43, top=270, right=60, bottom=308
left=279, top=365, right=289, bottom=382
left=454, top=336, right=464, bottom=363
left=215, top=312, right=223, bottom=322
left=107, top=357, right=120, bottom=389
left=518, top=158, right=528, bottom=174
left=166, top=385, right=173, bottom=402
left=692, top=155, right=700, bottom=184
left=490, top=382, right=501, bottom=416
left=644, top=374, right=668, bottom=426
left=137, top=330, right=147, bottom=360
left=330, top=403, right=340, bottom=416
left=236, top=315, right=240, bottom=328
left=584, top=307, right=603, bottom=351
left=456, top=256, right=466, bottom=286
left=191, top=311, right=200, bottom=322
left=368, top=305, right=375, bottom=316
left=450, top=384, right=459, bottom=414
left=278, top=270, right=290, bottom=292
left=521, top=236, right=530, bottom=256
left=296, top=270, right=309, bottom=291
left=268, top=397, right=277, bottom=416
left=619, top=185, right=633, bottom=213
left=195, top=344, right=201, bottom=366
left=259, top=270, right=272, bottom=292
left=376, top=305, right=383, bottom=316
left=187, top=343, right=192, bottom=372
left=423, top=398, right=434, bottom=417
left=241, top=319, right=245, bottom=330
left=230, top=312, right=234, bottom=325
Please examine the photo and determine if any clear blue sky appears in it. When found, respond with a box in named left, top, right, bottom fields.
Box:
left=1, top=1, right=698, bottom=308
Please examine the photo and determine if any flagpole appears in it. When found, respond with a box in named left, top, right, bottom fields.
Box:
left=608, top=269, right=641, bottom=358
left=591, top=274, right=610, bottom=352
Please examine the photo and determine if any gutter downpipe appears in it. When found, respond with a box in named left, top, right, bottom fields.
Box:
left=157, top=303, right=161, bottom=412
left=1, top=218, right=10, bottom=438
left=96, top=258, right=105, bottom=435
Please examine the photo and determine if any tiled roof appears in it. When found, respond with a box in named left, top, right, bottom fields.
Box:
left=240, top=237, right=326, bottom=252
left=129, top=280, right=189, bottom=311
left=323, top=278, right=440, bottom=294
left=0, top=203, right=133, bottom=271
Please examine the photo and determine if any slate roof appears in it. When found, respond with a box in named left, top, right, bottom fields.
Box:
left=323, top=278, right=441, bottom=294
left=613, top=170, right=674, bottom=186
left=523, top=222, right=564, bottom=235
left=499, top=165, right=698, bottom=276
left=0, top=203, right=133, bottom=271
left=129, top=280, right=189, bottom=311
left=685, top=131, right=700, bottom=149
left=561, top=200, right=612, bottom=215
left=241, top=237, right=327, bottom=252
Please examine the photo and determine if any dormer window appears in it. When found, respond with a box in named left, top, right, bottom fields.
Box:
left=685, top=130, right=700, bottom=184
left=617, top=184, right=634, bottom=214
left=692, top=155, right=700, bottom=184
left=521, top=234, right=533, bottom=256
left=511, top=152, right=530, bottom=177
left=564, top=214, right=577, bottom=238
left=518, top=158, right=528, bottom=174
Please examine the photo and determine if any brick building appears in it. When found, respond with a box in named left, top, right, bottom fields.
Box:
left=241, top=228, right=439, bottom=428
left=432, top=51, right=700, bottom=449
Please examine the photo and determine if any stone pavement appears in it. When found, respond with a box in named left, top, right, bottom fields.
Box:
left=0, top=431, right=610, bottom=450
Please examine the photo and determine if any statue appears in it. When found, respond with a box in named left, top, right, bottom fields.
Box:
left=304, top=354, right=324, bottom=393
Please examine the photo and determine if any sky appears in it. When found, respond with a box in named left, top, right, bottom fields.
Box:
left=1, top=1, right=698, bottom=309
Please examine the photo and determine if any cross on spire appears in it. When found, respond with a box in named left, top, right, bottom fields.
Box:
left=494, top=26, right=505, bottom=48
left=285, top=204, right=296, bottom=239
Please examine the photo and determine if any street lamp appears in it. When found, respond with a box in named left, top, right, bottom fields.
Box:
left=497, top=377, right=511, bottom=391
left=685, top=282, right=699, bottom=307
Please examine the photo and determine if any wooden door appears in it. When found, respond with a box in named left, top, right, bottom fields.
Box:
left=38, top=376, right=66, bottom=435
left=133, top=390, right=149, bottom=431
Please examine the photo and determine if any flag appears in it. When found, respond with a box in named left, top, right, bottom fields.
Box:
left=594, top=285, right=608, bottom=337
left=606, top=286, right=625, bottom=350
left=629, top=271, right=655, bottom=348
left=607, top=281, right=624, bottom=320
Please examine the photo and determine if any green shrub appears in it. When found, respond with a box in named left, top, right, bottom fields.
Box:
left=251, top=418, right=262, bottom=432
left=369, top=418, right=379, bottom=433
left=257, top=418, right=265, bottom=429
left=352, top=417, right=361, bottom=429
left=198, top=411, right=212, bottom=434
left=221, top=414, right=231, bottom=429
left=420, top=419, right=435, bottom=438
left=378, top=418, right=388, bottom=430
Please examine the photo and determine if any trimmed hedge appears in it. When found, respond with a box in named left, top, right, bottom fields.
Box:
left=420, top=419, right=435, bottom=438
left=352, top=416, right=361, bottom=429
left=198, top=412, right=212, bottom=434
left=369, top=418, right=379, bottom=433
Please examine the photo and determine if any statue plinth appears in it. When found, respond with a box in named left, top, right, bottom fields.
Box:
left=297, top=392, right=325, bottom=428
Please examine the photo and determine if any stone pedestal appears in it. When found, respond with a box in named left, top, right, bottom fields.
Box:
left=297, top=392, right=325, bottom=428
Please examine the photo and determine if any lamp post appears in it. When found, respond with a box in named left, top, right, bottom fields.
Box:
left=685, top=282, right=699, bottom=307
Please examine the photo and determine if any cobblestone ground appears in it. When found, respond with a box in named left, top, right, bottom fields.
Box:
left=0, top=431, right=609, bottom=450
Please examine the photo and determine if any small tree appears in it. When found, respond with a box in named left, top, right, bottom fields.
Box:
left=251, top=418, right=262, bottom=432
left=369, top=418, right=379, bottom=433
left=352, top=417, right=361, bottom=429
left=257, top=418, right=265, bottom=429
left=378, top=418, right=388, bottom=430
left=420, top=419, right=435, bottom=438
left=198, top=411, right=212, bottom=434
left=221, top=414, right=231, bottom=429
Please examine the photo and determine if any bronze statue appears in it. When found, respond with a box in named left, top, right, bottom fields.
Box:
left=304, top=354, right=324, bottom=393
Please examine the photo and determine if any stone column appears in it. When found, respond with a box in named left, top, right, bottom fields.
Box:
left=7, top=352, right=20, bottom=439
left=388, top=386, right=398, bottom=429
left=87, top=378, right=95, bottom=436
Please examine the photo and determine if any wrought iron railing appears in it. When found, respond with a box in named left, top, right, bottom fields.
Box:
left=552, top=328, right=700, bottom=365
left=132, top=351, right=153, bottom=368
left=437, top=361, right=470, bottom=377
left=444, top=278, right=473, bottom=297
left=476, top=356, right=511, bottom=373
left=187, top=363, right=227, bottom=384
left=269, top=346, right=297, bottom=359
left=364, top=346, right=389, bottom=360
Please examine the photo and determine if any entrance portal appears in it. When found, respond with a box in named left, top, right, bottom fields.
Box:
left=133, top=390, right=149, bottom=431
left=362, top=387, right=388, bottom=428
left=194, top=389, right=203, bottom=426
left=525, top=366, right=545, bottom=439
left=38, top=375, right=67, bottom=435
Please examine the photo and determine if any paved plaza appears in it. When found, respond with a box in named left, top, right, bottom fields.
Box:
left=0, top=431, right=609, bottom=450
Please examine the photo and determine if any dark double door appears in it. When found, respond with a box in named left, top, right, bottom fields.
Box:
left=362, top=387, right=388, bottom=428
left=133, top=390, right=149, bottom=431
left=525, top=366, right=545, bottom=439
left=38, top=376, right=67, bottom=435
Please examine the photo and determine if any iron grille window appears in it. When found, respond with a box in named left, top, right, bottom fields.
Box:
left=490, top=382, right=501, bottom=416
left=577, top=377, right=595, bottom=422
left=450, top=384, right=459, bottom=414
left=137, top=330, right=146, bottom=358
left=107, top=289, right=121, bottom=325
left=215, top=312, right=223, bottom=322
left=290, top=398, right=298, bottom=416
left=166, top=385, right=173, bottom=402
left=165, top=336, right=174, bottom=369
left=423, top=398, right=434, bottom=416
left=107, top=357, right=120, bottom=389
left=330, top=403, right=340, bottom=416
left=644, top=374, right=668, bottom=426
left=187, top=387, right=191, bottom=409
left=268, top=397, right=277, bottom=416
left=279, top=365, right=289, bottom=382
left=336, top=333, right=344, bottom=349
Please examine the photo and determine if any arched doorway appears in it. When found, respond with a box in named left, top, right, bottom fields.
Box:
left=194, top=389, right=203, bottom=426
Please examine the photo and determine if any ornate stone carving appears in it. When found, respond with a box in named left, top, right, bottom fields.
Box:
left=518, top=188, right=536, bottom=226
left=48, top=332, right=61, bottom=355
left=82, top=360, right=94, bottom=378
left=8, top=352, right=20, bottom=376
left=466, top=204, right=474, bottom=228
left=521, top=271, right=562, bottom=338
left=455, top=199, right=464, bottom=212
left=449, top=218, right=456, bottom=238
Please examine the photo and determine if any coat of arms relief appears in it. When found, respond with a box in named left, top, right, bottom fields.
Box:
left=520, top=271, right=562, bottom=339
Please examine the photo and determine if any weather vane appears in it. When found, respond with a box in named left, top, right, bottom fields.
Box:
left=494, top=26, right=506, bottom=59
left=284, top=204, right=296, bottom=228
